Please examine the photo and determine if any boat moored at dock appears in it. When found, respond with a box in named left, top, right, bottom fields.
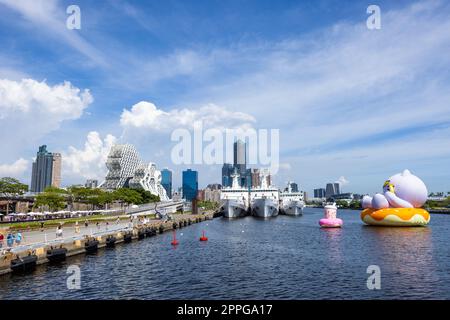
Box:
left=250, top=170, right=279, bottom=218
left=220, top=171, right=250, bottom=218
left=280, top=182, right=305, bottom=216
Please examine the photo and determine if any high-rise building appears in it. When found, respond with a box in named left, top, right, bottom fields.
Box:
left=85, top=179, right=98, bottom=188
left=51, top=153, right=61, bottom=188
left=233, top=140, right=247, bottom=176
left=314, top=188, right=326, bottom=198
left=30, top=145, right=62, bottom=193
left=251, top=169, right=261, bottom=188
left=222, top=163, right=233, bottom=188
left=325, top=183, right=340, bottom=198
left=334, top=182, right=340, bottom=195
left=102, top=144, right=141, bottom=190
left=101, top=144, right=168, bottom=201
left=161, top=168, right=173, bottom=199
left=182, top=169, right=198, bottom=201
left=290, top=182, right=299, bottom=193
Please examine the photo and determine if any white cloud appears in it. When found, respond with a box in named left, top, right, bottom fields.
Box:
left=0, top=158, right=28, bottom=177
left=0, top=0, right=106, bottom=66
left=0, top=78, right=92, bottom=117
left=120, top=101, right=256, bottom=132
left=0, top=78, right=93, bottom=154
left=62, top=131, right=117, bottom=182
left=335, top=176, right=349, bottom=187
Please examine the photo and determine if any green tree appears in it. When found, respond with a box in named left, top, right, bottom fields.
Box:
left=335, top=200, right=349, bottom=209
left=134, top=189, right=160, bottom=204
left=34, top=190, right=66, bottom=212
left=349, top=200, right=361, bottom=209
left=112, top=188, right=143, bottom=207
left=0, top=177, right=29, bottom=214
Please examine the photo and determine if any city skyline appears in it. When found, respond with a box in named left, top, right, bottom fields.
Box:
left=1, top=1, right=450, bottom=195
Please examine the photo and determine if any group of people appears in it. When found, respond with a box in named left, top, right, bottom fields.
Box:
left=0, top=231, right=23, bottom=248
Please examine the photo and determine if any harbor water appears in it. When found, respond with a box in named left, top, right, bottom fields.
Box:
left=1, top=208, right=449, bottom=299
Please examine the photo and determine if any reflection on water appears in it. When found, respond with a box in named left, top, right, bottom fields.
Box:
left=0, top=208, right=449, bottom=299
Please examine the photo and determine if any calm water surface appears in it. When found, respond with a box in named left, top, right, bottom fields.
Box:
left=1, top=208, right=449, bottom=299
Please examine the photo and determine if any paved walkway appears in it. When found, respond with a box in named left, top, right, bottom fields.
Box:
left=1, top=213, right=201, bottom=251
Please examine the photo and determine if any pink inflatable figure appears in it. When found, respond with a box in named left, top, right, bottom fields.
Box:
left=319, top=203, right=343, bottom=228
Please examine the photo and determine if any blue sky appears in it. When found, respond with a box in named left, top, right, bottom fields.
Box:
left=0, top=0, right=450, bottom=195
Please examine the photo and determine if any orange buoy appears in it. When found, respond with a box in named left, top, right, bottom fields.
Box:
left=171, top=230, right=179, bottom=246
left=199, top=230, right=208, bottom=242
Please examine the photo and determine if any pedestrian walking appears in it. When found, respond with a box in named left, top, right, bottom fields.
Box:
left=116, top=217, right=120, bottom=225
left=105, top=221, right=109, bottom=231
left=15, top=232, right=23, bottom=246
left=84, top=219, right=89, bottom=228
left=96, top=222, right=100, bottom=230
left=0, top=232, right=4, bottom=248
left=40, top=222, right=45, bottom=232
left=75, top=221, right=80, bottom=234
left=56, top=225, right=63, bottom=238
left=6, top=233, right=14, bottom=247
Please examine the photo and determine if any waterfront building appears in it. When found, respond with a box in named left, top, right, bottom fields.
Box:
left=85, top=179, right=98, bottom=189
left=102, top=144, right=141, bottom=190
left=129, top=163, right=169, bottom=201
left=30, top=145, right=61, bottom=193
left=205, top=186, right=221, bottom=203
left=314, top=188, right=326, bottom=198
left=331, top=193, right=354, bottom=201
left=325, top=183, right=340, bottom=198
left=161, top=168, right=173, bottom=199
left=182, top=169, right=198, bottom=201
left=251, top=169, right=261, bottom=188
left=233, top=140, right=247, bottom=177
left=334, top=183, right=340, bottom=195
left=222, top=163, right=233, bottom=188
left=290, top=182, right=299, bottom=193
left=197, top=189, right=205, bottom=201
left=101, top=144, right=168, bottom=201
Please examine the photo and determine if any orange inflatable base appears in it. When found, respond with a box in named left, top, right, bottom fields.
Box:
left=361, top=208, right=430, bottom=227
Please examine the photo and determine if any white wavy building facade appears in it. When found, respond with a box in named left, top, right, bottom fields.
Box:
left=100, top=144, right=169, bottom=201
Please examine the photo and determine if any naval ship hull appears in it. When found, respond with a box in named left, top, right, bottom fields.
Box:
left=222, top=200, right=248, bottom=219
left=252, top=198, right=278, bottom=218
left=281, top=201, right=304, bottom=216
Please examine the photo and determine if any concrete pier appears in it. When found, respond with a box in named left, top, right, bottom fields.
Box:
left=0, top=212, right=214, bottom=276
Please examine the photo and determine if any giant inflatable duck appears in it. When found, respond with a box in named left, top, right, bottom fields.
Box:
left=361, top=169, right=430, bottom=226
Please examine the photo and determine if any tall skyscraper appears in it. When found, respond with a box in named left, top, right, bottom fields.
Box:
left=233, top=140, right=247, bottom=176
left=161, top=168, right=173, bottom=199
left=288, top=182, right=299, bottom=192
left=325, top=183, right=340, bottom=198
left=334, top=182, right=340, bottom=195
left=30, top=145, right=62, bottom=193
left=85, top=179, right=98, bottom=188
left=182, top=169, right=198, bottom=201
left=314, top=188, right=326, bottom=198
left=221, top=163, right=233, bottom=188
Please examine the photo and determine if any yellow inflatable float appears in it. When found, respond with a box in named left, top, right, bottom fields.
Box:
left=361, top=170, right=430, bottom=227
left=361, top=208, right=430, bottom=226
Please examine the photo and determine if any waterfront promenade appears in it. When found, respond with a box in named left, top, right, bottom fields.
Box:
left=0, top=211, right=214, bottom=275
